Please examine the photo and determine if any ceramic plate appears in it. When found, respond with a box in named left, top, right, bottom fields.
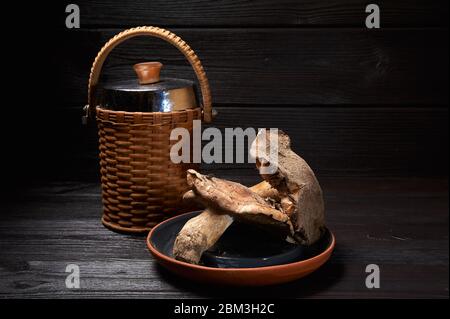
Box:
left=147, top=211, right=335, bottom=286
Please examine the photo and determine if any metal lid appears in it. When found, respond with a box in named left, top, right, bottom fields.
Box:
left=96, top=62, right=198, bottom=112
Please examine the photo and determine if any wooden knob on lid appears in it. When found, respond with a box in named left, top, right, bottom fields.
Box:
left=133, top=61, right=162, bottom=84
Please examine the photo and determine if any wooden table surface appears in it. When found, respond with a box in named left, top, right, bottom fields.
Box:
left=0, top=175, right=448, bottom=298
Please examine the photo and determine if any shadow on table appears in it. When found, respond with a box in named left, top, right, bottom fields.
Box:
left=155, top=246, right=345, bottom=298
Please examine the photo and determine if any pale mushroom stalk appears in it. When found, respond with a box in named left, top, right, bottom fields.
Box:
left=173, top=181, right=278, bottom=264
left=173, top=130, right=325, bottom=264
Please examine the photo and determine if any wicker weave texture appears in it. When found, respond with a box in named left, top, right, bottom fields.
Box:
left=97, top=107, right=201, bottom=233
left=87, top=26, right=211, bottom=233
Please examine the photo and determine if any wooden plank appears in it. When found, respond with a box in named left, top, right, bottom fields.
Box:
left=9, top=106, right=447, bottom=182
left=203, top=106, right=450, bottom=177
left=0, top=177, right=447, bottom=298
left=74, top=0, right=449, bottom=27
left=56, top=28, right=449, bottom=107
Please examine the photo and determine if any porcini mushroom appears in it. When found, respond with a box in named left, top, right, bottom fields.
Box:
left=173, top=130, right=325, bottom=264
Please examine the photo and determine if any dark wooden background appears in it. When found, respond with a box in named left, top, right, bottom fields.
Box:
left=2, top=0, right=448, bottom=183
left=0, top=1, right=448, bottom=299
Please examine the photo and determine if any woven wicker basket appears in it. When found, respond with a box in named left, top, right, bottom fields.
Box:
left=86, top=26, right=212, bottom=234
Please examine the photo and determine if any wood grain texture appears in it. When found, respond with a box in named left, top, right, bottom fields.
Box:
left=11, top=106, right=447, bottom=183
left=204, top=106, right=449, bottom=176
left=2, top=0, right=447, bottom=300
left=56, top=28, right=449, bottom=107
left=75, top=0, right=449, bottom=27
left=0, top=177, right=447, bottom=298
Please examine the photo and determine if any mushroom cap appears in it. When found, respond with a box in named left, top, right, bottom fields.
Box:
left=186, top=169, right=295, bottom=240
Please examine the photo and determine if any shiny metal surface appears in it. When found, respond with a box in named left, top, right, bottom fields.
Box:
left=97, top=78, right=198, bottom=112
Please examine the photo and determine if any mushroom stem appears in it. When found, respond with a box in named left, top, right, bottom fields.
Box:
left=173, top=181, right=277, bottom=264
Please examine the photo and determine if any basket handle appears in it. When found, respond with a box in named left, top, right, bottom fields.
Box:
left=87, top=26, right=212, bottom=122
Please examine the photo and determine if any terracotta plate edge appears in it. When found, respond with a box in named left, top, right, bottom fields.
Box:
left=146, top=212, right=336, bottom=272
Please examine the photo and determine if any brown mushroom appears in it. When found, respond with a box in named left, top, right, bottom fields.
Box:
left=173, top=130, right=325, bottom=264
